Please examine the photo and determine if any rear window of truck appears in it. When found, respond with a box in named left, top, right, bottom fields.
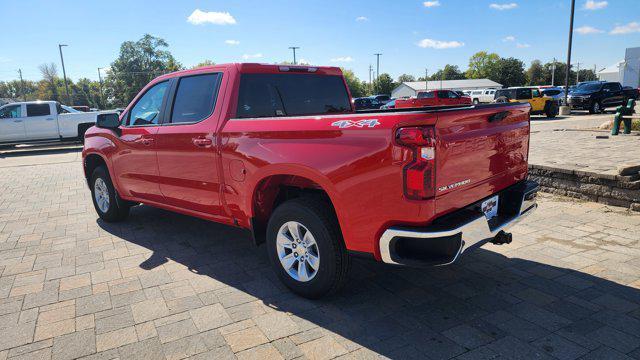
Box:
left=236, top=73, right=352, bottom=118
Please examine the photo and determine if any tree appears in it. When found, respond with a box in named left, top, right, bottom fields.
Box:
left=105, top=34, right=183, bottom=106
left=341, top=69, right=368, bottom=98
left=543, top=61, right=576, bottom=86
left=39, top=63, right=60, bottom=102
left=430, top=64, right=466, bottom=81
left=466, top=51, right=500, bottom=79
left=526, top=60, right=545, bottom=86
left=373, top=73, right=396, bottom=95
left=397, top=74, right=416, bottom=83
left=0, top=80, right=38, bottom=101
left=577, top=69, right=597, bottom=82
left=494, top=57, right=526, bottom=87
left=192, top=60, right=215, bottom=69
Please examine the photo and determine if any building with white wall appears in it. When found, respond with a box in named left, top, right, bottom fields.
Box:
left=391, top=79, right=502, bottom=99
left=598, top=47, right=640, bottom=87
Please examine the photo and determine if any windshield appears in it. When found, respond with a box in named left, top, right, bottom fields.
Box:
left=61, top=105, right=80, bottom=113
left=236, top=73, right=351, bottom=118
left=575, top=83, right=602, bottom=92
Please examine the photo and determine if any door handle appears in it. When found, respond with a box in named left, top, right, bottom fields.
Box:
left=13, top=119, right=22, bottom=123
left=489, top=111, right=511, bottom=122
left=46, top=118, right=54, bottom=121
left=135, top=137, right=154, bottom=146
left=192, top=137, right=212, bottom=147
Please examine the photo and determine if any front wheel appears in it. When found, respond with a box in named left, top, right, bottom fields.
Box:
left=589, top=101, right=602, bottom=114
left=90, top=166, right=130, bottom=222
left=266, top=197, right=350, bottom=299
left=472, top=99, right=479, bottom=105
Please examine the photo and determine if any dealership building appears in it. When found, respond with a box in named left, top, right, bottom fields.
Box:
left=391, top=79, right=502, bottom=99
left=598, top=47, right=640, bottom=87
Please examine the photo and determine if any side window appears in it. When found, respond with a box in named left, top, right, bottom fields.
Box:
left=26, top=104, right=51, bottom=117
left=0, top=105, right=22, bottom=119
left=170, top=73, right=221, bottom=124
left=127, top=81, right=169, bottom=126
left=516, top=88, right=532, bottom=100
left=418, top=91, right=435, bottom=99
left=448, top=91, right=459, bottom=98
left=532, top=89, right=541, bottom=97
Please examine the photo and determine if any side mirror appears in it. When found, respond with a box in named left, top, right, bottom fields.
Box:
left=96, top=112, right=121, bottom=135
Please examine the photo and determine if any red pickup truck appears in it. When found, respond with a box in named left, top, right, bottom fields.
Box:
left=395, top=89, right=472, bottom=109
left=83, top=63, right=538, bottom=298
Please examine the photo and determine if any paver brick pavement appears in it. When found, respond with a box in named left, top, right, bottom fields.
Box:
left=0, top=149, right=639, bottom=359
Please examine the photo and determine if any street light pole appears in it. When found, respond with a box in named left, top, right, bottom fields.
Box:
left=97, top=67, right=104, bottom=108
left=288, top=47, right=299, bottom=65
left=575, top=62, right=581, bottom=84
left=18, top=69, right=26, bottom=102
left=562, top=0, right=575, bottom=108
left=374, top=53, right=382, bottom=81
left=551, top=58, right=556, bottom=86
left=58, top=44, right=71, bottom=105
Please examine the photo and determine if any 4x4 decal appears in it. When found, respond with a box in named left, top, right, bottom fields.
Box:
left=331, top=119, right=380, bottom=129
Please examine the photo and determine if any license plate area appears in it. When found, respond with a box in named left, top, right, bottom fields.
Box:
left=481, top=195, right=499, bottom=220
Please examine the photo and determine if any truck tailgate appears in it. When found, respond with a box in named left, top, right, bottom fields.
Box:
left=434, top=104, right=531, bottom=216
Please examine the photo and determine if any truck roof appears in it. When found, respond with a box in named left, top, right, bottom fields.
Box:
left=152, top=63, right=344, bottom=83
left=2, top=100, right=58, bottom=106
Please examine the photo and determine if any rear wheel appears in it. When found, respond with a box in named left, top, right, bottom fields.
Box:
left=589, top=101, right=602, bottom=114
left=266, top=197, right=350, bottom=299
left=545, top=102, right=558, bottom=118
left=90, top=166, right=130, bottom=222
left=472, top=98, right=479, bottom=105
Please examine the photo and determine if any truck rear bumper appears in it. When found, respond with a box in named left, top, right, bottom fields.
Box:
left=378, top=180, right=538, bottom=267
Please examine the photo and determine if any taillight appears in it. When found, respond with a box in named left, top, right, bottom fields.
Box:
left=396, top=126, right=436, bottom=200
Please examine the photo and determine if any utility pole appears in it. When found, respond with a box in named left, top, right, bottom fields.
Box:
left=563, top=0, right=575, bottom=107
left=18, top=69, right=26, bottom=101
left=374, top=53, right=382, bottom=81
left=288, top=47, right=299, bottom=65
left=575, top=62, right=582, bottom=84
left=97, top=67, right=104, bottom=108
left=368, top=64, right=373, bottom=85
left=425, top=68, right=428, bottom=90
left=551, top=58, right=556, bottom=86
left=58, top=44, right=71, bottom=105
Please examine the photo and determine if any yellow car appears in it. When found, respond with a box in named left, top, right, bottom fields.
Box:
left=494, top=87, right=559, bottom=118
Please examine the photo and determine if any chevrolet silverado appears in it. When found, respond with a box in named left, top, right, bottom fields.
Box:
left=82, top=63, right=538, bottom=298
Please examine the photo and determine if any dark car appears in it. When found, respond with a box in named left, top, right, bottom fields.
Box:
left=541, top=87, right=566, bottom=105
left=568, top=81, right=637, bottom=114
left=353, top=97, right=385, bottom=110
left=381, top=99, right=396, bottom=109
left=371, top=94, right=391, bottom=104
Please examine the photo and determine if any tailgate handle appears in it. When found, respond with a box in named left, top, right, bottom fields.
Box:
left=488, top=111, right=510, bottom=122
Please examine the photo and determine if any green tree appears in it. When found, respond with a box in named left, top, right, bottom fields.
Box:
left=577, top=69, right=597, bottom=82
left=38, top=63, right=61, bottom=102
left=373, top=73, right=395, bottom=95
left=466, top=51, right=500, bottom=79
left=397, top=74, right=416, bottom=83
left=526, top=60, right=545, bottom=86
left=341, top=68, right=368, bottom=98
left=0, top=80, right=38, bottom=101
left=192, top=60, right=215, bottom=69
left=543, top=61, right=577, bottom=86
left=494, top=57, right=526, bottom=87
left=430, top=64, right=466, bottom=80
left=105, top=34, right=183, bottom=107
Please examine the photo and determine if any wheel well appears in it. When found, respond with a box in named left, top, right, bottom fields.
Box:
left=84, top=154, right=107, bottom=186
left=251, top=175, right=337, bottom=246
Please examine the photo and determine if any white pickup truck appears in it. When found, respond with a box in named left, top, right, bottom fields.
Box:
left=0, top=101, right=98, bottom=145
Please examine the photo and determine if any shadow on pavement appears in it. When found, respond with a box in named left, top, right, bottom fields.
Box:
left=0, top=146, right=81, bottom=158
left=98, top=204, right=640, bottom=359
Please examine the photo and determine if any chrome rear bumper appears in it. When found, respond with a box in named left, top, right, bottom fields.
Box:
left=379, top=180, right=538, bottom=266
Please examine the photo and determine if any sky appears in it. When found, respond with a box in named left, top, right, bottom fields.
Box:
left=0, top=0, right=638, bottom=83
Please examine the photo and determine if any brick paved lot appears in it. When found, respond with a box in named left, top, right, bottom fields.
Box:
left=1, top=150, right=639, bottom=359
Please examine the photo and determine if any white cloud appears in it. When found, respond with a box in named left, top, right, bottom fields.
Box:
left=355, top=16, right=369, bottom=21
left=0, top=57, right=11, bottom=63
left=187, top=9, right=236, bottom=25
left=502, top=35, right=516, bottom=42
left=298, top=58, right=312, bottom=65
left=225, top=40, right=240, bottom=45
left=330, top=56, right=354, bottom=62
left=576, top=26, right=604, bottom=34
left=423, top=1, right=441, bottom=8
left=489, top=3, right=518, bottom=10
left=516, top=43, right=531, bottom=48
left=242, top=53, right=263, bottom=60
left=417, top=38, right=464, bottom=49
left=610, top=22, right=640, bottom=35
left=583, top=0, right=607, bottom=10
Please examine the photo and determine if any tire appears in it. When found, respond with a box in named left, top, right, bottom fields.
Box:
left=78, top=124, right=92, bottom=144
left=266, top=197, right=350, bottom=299
left=472, top=99, right=479, bottom=105
left=495, top=96, right=509, bottom=103
left=545, top=102, right=558, bottom=118
left=90, top=166, right=130, bottom=222
left=589, top=101, right=602, bottom=114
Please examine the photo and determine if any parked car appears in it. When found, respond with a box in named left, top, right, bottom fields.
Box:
left=494, top=87, right=559, bottom=118
left=468, top=89, right=497, bottom=104
left=83, top=63, right=538, bottom=298
left=394, top=90, right=473, bottom=108
left=353, top=97, right=385, bottom=110
left=568, top=81, right=638, bottom=114
left=0, top=101, right=98, bottom=145
left=541, top=87, right=566, bottom=105
left=380, top=99, right=396, bottom=109
left=371, top=94, right=391, bottom=104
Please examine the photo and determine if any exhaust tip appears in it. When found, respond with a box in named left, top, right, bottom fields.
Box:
left=490, top=231, right=512, bottom=245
